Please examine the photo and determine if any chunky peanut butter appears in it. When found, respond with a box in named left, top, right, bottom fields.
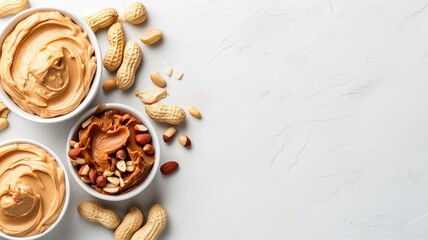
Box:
left=0, top=11, right=97, bottom=118
left=74, top=110, right=155, bottom=194
left=0, top=143, right=66, bottom=237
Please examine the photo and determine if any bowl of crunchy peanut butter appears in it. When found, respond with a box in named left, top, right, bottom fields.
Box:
left=66, top=103, right=161, bottom=201
left=0, top=7, right=102, bottom=123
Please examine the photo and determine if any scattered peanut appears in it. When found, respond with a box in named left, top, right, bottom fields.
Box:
left=84, top=8, right=118, bottom=32
left=162, top=126, right=177, bottom=143
left=0, top=101, right=9, bottom=118
left=131, top=204, right=168, bottom=240
left=78, top=201, right=121, bottom=229
left=188, top=106, right=202, bottom=119
left=117, top=41, right=142, bottom=90
left=135, top=87, right=167, bottom=104
left=150, top=71, right=166, bottom=88
left=103, top=79, right=117, bottom=92
left=104, top=22, right=125, bottom=72
left=115, top=207, right=144, bottom=240
left=164, top=67, right=173, bottom=77
left=0, top=118, right=8, bottom=131
left=124, top=2, right=147, bottom=24
left=0, top=0, right=29, bottom=18
left=140, top=28, right=163, bottom=45
left=173, top=70, right=184, bottom=80
left=145, top=103, right=186, bottom=125
left=178, top=135, right=191, bottom=147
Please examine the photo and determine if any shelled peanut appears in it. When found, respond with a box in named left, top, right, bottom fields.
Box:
left=140, top=28, right=163, bottom=45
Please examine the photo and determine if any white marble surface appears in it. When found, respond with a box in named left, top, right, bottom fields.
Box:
left=1, top=0, right=428, bottom=239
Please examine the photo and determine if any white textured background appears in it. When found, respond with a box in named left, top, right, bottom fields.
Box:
left=1, top=0, right=428, bottom=239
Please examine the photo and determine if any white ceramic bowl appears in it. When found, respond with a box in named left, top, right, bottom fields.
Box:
left=66, top=103, right=160, bottom=201
left=0, top=7, right=102, bottom=123
left=0, top=139, right=70, bottom=240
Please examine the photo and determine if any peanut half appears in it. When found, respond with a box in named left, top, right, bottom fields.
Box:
left=0, top=101, right=9, bottom=118
left=164, top=67, right=173, bottom=77
left=140, top=28, right=163, bottom=45
left=131, top=204, right=168, bottom=240
left=84, top=8, right=118, bottom=32
left=115, top=207, right=144, bottom=240
left=145, top=103, right=186, bottom=125
left=0, top=118, right=8, bottom=131
left=103, top=79, right=117, bottom=92
left=104, top=22, right=125, bottom=72
left=150, top=71, right=166, bottom=88
left=124, top=2, right=147, bottom=24
left=78, top=201, right=121, bottom=229
left=117, top=41, right=142, bottom=90
left=188, top=106, right=202, bottom=119
left=135, top=87, right=167, bottom=104
left=0, top=0, right=29, bottom=18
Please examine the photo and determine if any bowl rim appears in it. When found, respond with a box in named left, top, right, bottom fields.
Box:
left=66, top=103, right=161, bottom=201
left=0, top=7, right=102, bottom=124
left=0, top=139, right=71, bottom=240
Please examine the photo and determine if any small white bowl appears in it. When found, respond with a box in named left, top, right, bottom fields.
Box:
left=66, top=103, right=160, bottom=201
left=0, top=7, right=102, bottom=123
left=0, top=139, right=70, bottom=240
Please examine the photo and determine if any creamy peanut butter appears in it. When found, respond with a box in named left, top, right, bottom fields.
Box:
left=0, top=11, right=97, bottom=118
left=0, top=143, right=65, bottom=237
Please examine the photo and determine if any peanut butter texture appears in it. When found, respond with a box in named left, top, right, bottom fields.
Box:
left=0, top=11, right=96, bottom=118
left=0, top=143, right=66, bottom=237
left=78, top=110, right=155, bottom=194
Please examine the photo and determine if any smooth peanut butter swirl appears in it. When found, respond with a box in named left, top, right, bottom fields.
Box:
left=0, top=11, right=97, bottom=118
left=0, top=143, right=66, bottom=237
left=78, top=110, right=155, bottom=194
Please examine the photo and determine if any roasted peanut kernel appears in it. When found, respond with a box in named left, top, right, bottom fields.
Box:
left=68, top=148, right=80, bottom=160
left=135, top=133, right=151, bottom=145
left=134, top=124, right=148, bottom=133
left=116, top=149, right=126, bottom=160
left=163, top=126, right=177, bottom=143
left=143, top=144, right=154, bottom=155
left=96, top=175, right=107, bottom=187
left=178, top=135, right=191, bottom=147
left=79, top=164, right=90, bottom=176
left=116, top=160, right=126, bottom=172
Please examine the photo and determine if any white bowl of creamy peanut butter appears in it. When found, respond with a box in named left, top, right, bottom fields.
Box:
left=66, top=103, right=161, bottom=202
left=0, top=139, right=70, bottom=240
left=0, top=7, right=102, bottom=123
